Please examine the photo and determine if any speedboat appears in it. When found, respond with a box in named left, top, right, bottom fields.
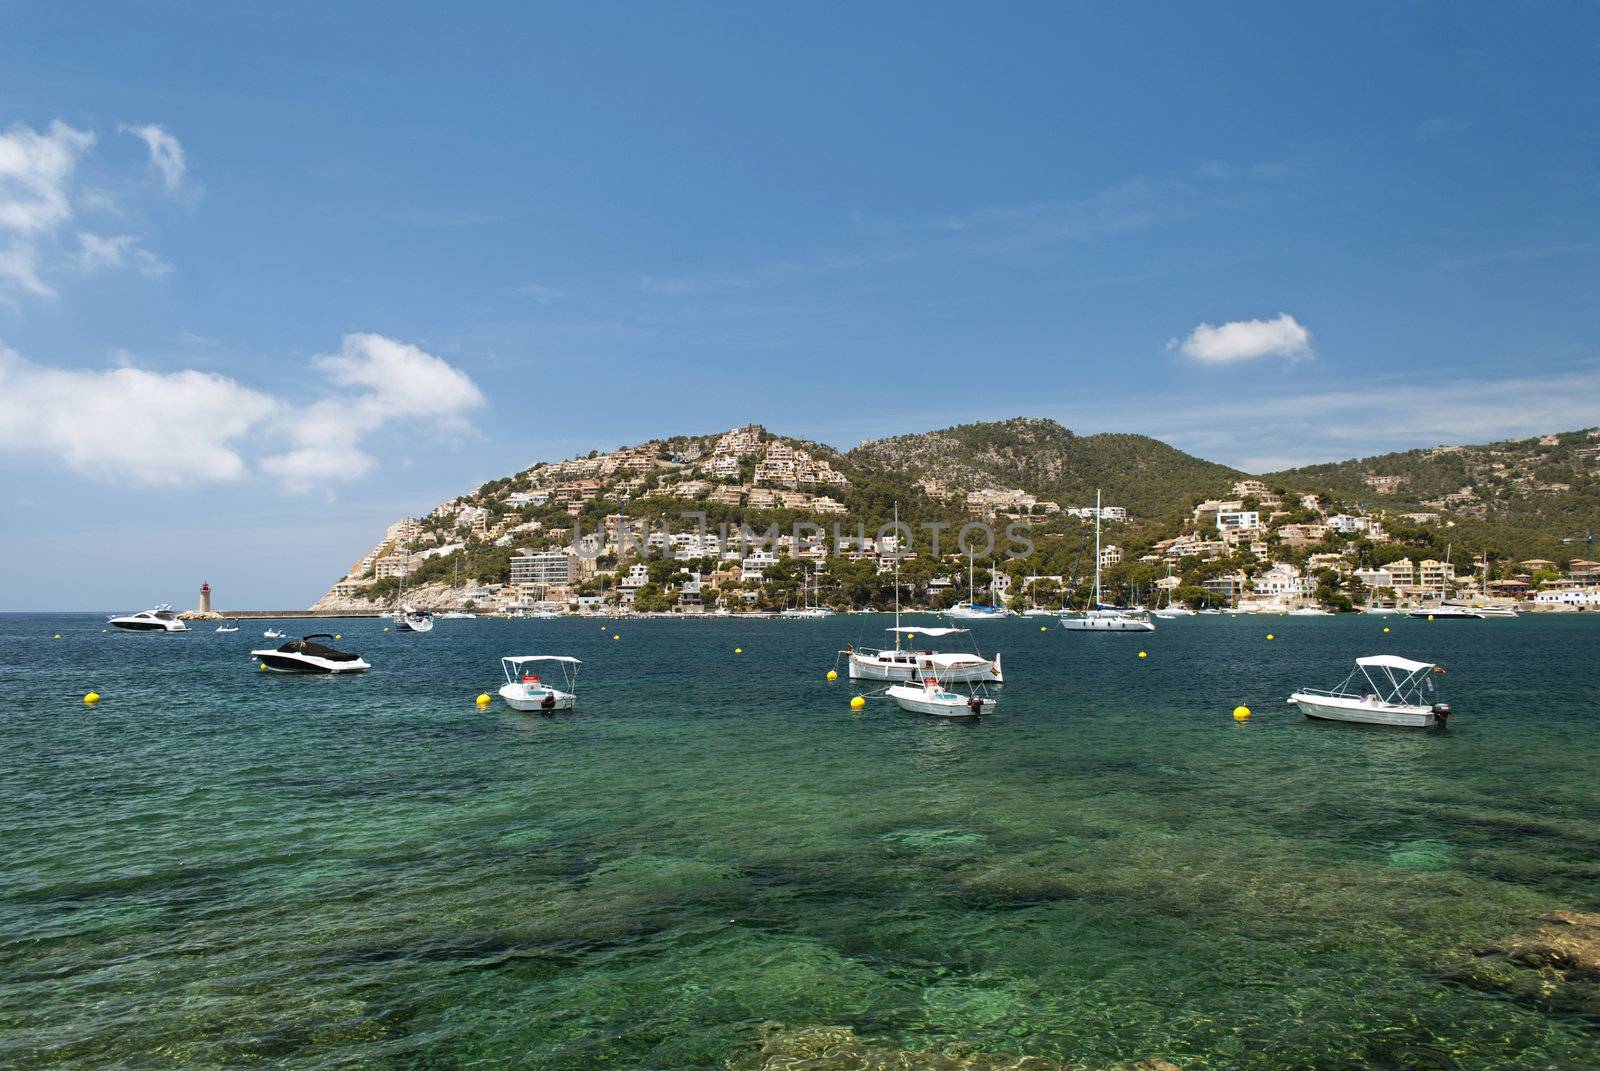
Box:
left=394, top=605, right=434, bottom=632
left=252, top=634, right=370, bottom=674
left=107, top=605, right=188, bottom=632
left=498, top=655, right=580, bottom=712
left=886, top=675, right=997, bottom=718
left=1288, top=655, right=1451, bottom=728
left=1153, top=607, right=1195, bottom=619
left=842, top=627, right=1003, bottom=684
left=215, top=620, right=239, bottom=633
left=1288, top=607, right=1332, bottom=616
left=263, top=627, right=286, bottom=639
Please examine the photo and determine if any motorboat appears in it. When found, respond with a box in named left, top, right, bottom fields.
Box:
left=498, top=655, right=580, bottom=712
left=262, top=627, right=286, bottom=639
left=1362, top=605, right=1398, bottom=615
left=1472, top=605, right=1519, bottom=618
left=1287, top=607, right=1332, bottom=616
left=215, top=620, right=239, bottom=633
left=252, top=634, right=370, bottom=674
left=439, top=610, right=477, bottom=619
left=1021, top=607, right=1057, bottom=618
left=107, top=605, right=188, bottom=632
left=1409, top=605, right=1482, bottom=620
left=394, top=605, right=434, bottom=632
left=1059, top=490, right=1155, bottom=634
left=1288, top=655, right=1451, bottom=728
left=886, top=673, right=997, bottom=718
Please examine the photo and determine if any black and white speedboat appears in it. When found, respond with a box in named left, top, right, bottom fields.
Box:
left=108, top=605, right=189, bottom=632
left=251, top=634, right=371, bottom=674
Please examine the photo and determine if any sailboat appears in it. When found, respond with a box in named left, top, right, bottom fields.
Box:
left=840, top=504, right=1003, bottom=683
left=389, top=528, right=434, bottom=632
left=1059, top=490, right=1155, bottom=632
left=1153, top=563, right=1194, bottom=618
left=781, top=565, right=834, bottom=618
left=945, top=547, right=1008, bottom=619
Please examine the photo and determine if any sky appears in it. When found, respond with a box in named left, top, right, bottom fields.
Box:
left=2, top=2, right=1598, bottom=609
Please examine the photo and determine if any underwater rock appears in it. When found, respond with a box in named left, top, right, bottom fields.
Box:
left=1450, top=910, right=1600, bottom=1016
left=725, top=1022, right=1178, bottom=1071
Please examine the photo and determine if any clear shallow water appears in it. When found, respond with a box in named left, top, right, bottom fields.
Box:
left=1, top=612, right=1597, bottom=1069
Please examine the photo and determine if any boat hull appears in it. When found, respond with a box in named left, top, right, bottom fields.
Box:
left=886, top=685, right=995, bottom=717
left=1289, top=693, right=1439, bottom=727
left=109, top=620, right=186, bottom=632
left=498, top=683, right=575, bottom=712
left=252, top=651, right=370, bottom=674
left=1058, top=616, right=1154, bottom=632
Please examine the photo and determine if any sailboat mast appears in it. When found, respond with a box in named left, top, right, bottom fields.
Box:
left=893, top=502, right=902, bottom=650
left=1093, top=489, right=1103, bottom=608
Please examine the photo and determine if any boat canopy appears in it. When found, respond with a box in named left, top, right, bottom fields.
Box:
left=920, top=652, right=986, bottom=668
left=503, top=655, right=583, bottom=665
left=1355, top=655, right=1436, bottom=673
left=887, top=626, right=967, bottom=636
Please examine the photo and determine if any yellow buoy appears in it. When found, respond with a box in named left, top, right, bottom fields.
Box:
left=1427, top=614, right=1435, bottom=621
left=1266, top=633, right=1275, bottom=641
left=334, top=634, right=342, bottom=640
left=259, top=661, right=267, bottom=670
left=613, top=634, right=620, bottom=641
left=101, top=629, right=107, bottom=633
left=850, top=695, right=866, bottom=711
left=1382, top=626, right=1390, bottom=633
left=83, top=691, right=100, bottom=704
left=1138, top=651, right=1147, bottom=659
left=1233, top=705, right=1251, bottom=721
left=735, top=647, right=743, bottom=654
left=826, top=669, right=837, bottom=681
left=383, top=626, right=390, bottom=632
left=53, top=634, right=61, bottom=639
left=475, top=693, right=491, bottom=706
left=1040, top=625, right=1048, bottom=631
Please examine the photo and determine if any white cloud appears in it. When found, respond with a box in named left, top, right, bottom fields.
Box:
left=74, top=232, right=172, bottom=278
left=0, top=120, right=94, bottom=234
left=0, top=333, right=483, bottom=491
left=120, top=123, right=186, bottom=191
left=263, top=333, right=486, bottom=493
left=1171, top=313, right=1313, bottom=364
left=0, top=344, right=277, bottom=484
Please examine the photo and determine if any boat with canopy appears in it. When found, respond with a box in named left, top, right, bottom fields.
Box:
left=498, top=655, right=581, bottom=712
left=1288, top=655, right=1451, bottom=727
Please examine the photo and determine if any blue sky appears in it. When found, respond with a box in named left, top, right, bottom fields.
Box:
left=2, top=2, right=1597, bottom=609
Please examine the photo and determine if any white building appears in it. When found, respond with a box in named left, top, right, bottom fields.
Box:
left=1216, top=511, right=1262, bottom=534
left=510, top=551, right=574, bottom=588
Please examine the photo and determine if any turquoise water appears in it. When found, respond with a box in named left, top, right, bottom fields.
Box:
left=2, top=612, right=1597, bottom=1069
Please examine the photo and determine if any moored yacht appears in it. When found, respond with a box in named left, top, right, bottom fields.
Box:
left=1059, top=490, right=1154, bottom=633
left=108, top=605, right=188, bottom=632
left=1288, top=655, right=1451, bottom=728
left=252, top=634, right=370, bottom=674
left=843, top=628, right=1003, bottom=684
left=393, top=605, right=434, bottom=632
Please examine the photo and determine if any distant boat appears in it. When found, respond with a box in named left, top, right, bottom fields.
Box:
left=1288, top=655, right=1451, bottom=728
left=262, top=627, right=286, bottom=639
left=1287, top=607, right=1332, bottom=617
left=1060, top=490, right=1154, bottom=633
left=108, top=605, right=188, bottom=632
left=781, top=566, right=835, bottom=617
left=393, top=606, right=434, bottom=632
left=252, top=634, right=370, bottom=674
left=1410, top=605, right=1482, bottom=620
left=945, top=548, right=1008, bottom=619
left=215, top=620, right=239, bottom=633
left=439, top=610, right=477, bottom=619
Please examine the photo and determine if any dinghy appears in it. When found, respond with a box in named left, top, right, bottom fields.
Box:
left=498, top=655, right=581, bottom=712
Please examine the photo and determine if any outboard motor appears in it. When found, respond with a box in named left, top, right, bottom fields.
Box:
left=1431, top=702, right=1451, bottom=726
left=541, top=693, right=557, bottom=711
left=968, top=696, right=983, bottom=716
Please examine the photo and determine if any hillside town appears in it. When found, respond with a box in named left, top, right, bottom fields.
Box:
left=311, top=424, right=1600, bottom=617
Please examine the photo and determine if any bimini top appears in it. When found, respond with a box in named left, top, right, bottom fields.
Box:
left=887, top=626, right=968, bottom=636
left=503, top=655, right=583, bottom=665
left=1355, top=655, right=1437, bottom=674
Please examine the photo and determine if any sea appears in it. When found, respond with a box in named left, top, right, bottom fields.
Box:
left=2, top=611, right=1597, bottom=1069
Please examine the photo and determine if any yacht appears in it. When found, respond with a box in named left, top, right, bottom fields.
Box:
left=944, top=549, right=1008, bottom=619
left=1409, top=605, right=1482, bottom=620
left=1059, top=490, right=1154, bottom=633
left=393, top=605, right=434, bottom=632
left=108, top=605, right=188, bottom=632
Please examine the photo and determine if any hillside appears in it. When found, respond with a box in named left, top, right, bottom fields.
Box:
left=1269, top=427, right=1600, bottom=560
left=847, top=417, right=1242, bottom=521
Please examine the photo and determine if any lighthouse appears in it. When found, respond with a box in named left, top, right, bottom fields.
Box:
left=199, top=581, right=212, bottom=614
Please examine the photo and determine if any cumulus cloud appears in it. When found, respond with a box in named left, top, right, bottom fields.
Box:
left=1171, top=313, right=1313, bottom=364
left=263, top=333, right=487, bottom=493
left=0, top=334, right=484, bottom=490
left=120, top=123, right=186, bottom=191
left=0, top=344, right=277, bottom=484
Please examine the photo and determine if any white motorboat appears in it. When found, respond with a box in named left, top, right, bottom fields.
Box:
left=252, top=634, right=370, bottom=674
left=1287, top=607, right=1332, bottom=617
left=394, top=605, right=434, bottom=632
left=1362, top=605, right=1398, bottom=615
left=1409, top=605, right=1482, bottom=620
left=1059, top=490, right=1155, bottom=633
left=1021, top=607, right=1056, bottom=617
left=215, top=620, right=239, bottom=633
left=262, top=627, right=286, bottom=639
left=439, top=611, right=477, bottom=619
left=1288, top=655, right=1451, bottom=728
left=886, top=674, right=997, bottom=718
left=498, top=655, right=580, bottom=712
left=107, top=605, right=188, bottom=632
left=1472, top=605, right=1519, bottom=618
